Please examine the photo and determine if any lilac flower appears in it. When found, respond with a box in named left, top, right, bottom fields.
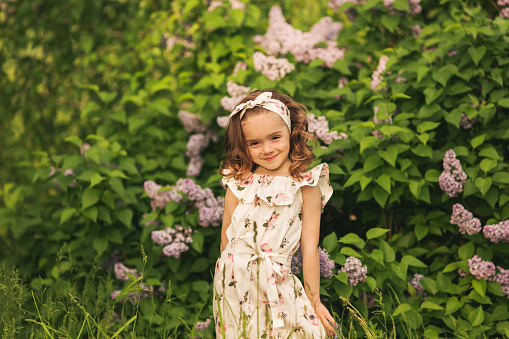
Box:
left=411, top=25, right=422, bottom=38
left=340, top=256, right=367, bottom=286
left=49, top=166, right=77, bottom=189
left=328, top=0, right=365, bottom=13
left=439, top=149, right=467, bottom=198
left=291, top=247, right=336, bottom=278
left=253, top=52, right=295, bottom=81
left=232, top=61, right=247, bottom=76
left=501, top=7, right=509, bottom=19
left=372, top=106, right=395, bottom=140
left=253, top=6, right=344, bottom=68
left=178, top=110, right=207, bottom=133
left=163, top=242, right=190, bottom=258
left=409, top=273, right=425, bottom=294
left=408, top=0, right=422, bottom=14
left=114, top=263, right=139, bottom=281
left=371, top=56, right=389, bottom=90
left=483, top=220, right=509, bottom=243
left=144, top=181, right=183, bottom=211
left=448, top=50, right=459, bottom=57
left=207, top=0, right=222, bottom=12
left=216, top=116, right=229, bottom=128
left=468, top=255, right=496, bottom=281
left=496, top=266, right=509, bottom=297
left=383, top=0, right=395, bottom=6
left=460, top=113, right=476, bottom=130
left=307, top=113, right=348, bottom=145
left=195, top=318, right=212, bottom=331
left=450, top=204, right=481, bottom=235
left=221, top=81, right=251, bottom=112
left=80, top=143, right=90, bottom=158
left=111, top=283, right=155, bottom=303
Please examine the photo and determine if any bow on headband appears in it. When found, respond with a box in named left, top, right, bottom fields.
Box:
left=229, top=92, right=291, bottom=131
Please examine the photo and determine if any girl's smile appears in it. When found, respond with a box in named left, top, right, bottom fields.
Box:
left=241, top=111, right=291, bottom=176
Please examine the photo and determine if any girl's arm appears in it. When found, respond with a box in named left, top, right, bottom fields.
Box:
left=220, top=187, right=238, bottom=253
left=301, top=184, right=337, bottom=337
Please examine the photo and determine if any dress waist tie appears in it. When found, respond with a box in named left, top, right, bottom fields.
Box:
left=223, top=244, right=292, bottom=328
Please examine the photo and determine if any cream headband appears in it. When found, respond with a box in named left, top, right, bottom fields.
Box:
left=229, top=92, right=291, bottom=131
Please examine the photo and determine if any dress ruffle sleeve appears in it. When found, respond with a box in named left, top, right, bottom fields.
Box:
left=221, top=163, right=333, bottom=208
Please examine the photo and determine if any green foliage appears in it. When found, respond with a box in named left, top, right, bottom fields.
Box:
left=2, top=0, right=509, bottom=336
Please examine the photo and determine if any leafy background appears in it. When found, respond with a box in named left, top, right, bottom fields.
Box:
left=2, top=0, right=509, bottom=337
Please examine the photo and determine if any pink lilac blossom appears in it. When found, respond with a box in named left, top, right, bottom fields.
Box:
left=307, top=113, right=348, bottom=145
left=162, top=33, right=195, bottom=51
left=220, top=81, right=251, bottom=112
left=335, top=77, right=349, bottom=100
left=448, top=50, right=459, bottom=57
left=232, top=61, right=247, bottom=76
left=49, top=166, right=77, bottom=189
left=114, top=263, right=139, bottom=281
left=408, top=0, right=422, bottom=14
left=291, top=247, right=336, bottom=278
left=178, top=110, right=207, bottom=133
left=372, top=106, right=395, bottom=140
left=450, top=204, right=481, bottom=235
left=371, top=56, right=389, bottom=91
left=207, top=0, right=222, bottom=12
left=195, top=318, right=212, bottom=331
left=111, top=283, right=155, bottom=303
left=151, top=224, right=193, bottom=246
left=144, top=181, right=183, bottom=211
left=184, top=131, right=218, bottom=177
left=328, top=0, right=365, bottom=11
left=412, top=25, right=422, bottom=38
left=253, top=52, right=295, bottom=81
left=460, top=113, right=476, bottom=130
left=439, top=149, right=467, bottom=198
left=409, top=273, right=425, bottom=294
left=253, top=6, right=344, bottom=68
left=340, top=256, right=368, bottom=286
left=483, top=220, right=509, bottom=243
left=162, top=242, right=190, bottom=258
left=80, top=143, right=90, bottom=158
left=216, top=116, right=229, bottom=128
left=496, top=266, right=509, bottom=297
left=468, top=255, right=497, bottom=281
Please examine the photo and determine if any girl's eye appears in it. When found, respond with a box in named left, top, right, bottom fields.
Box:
left=249, top=142, right=258, bottom=146
left=272, top=136, right=280, bottom=140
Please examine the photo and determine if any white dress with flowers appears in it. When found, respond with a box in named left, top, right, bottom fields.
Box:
left=213, top=163, right=333, bottom=339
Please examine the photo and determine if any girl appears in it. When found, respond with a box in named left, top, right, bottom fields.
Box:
left=213, top=90, right=338, bottom=338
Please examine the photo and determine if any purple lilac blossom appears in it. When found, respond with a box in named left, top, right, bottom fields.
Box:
left=253, top=6, right=344, bottom=68
left=439, top=149, right=467, bottom=198
left=144, top=181, right=183, bottom=211
left=232, top=61, right=247, bottom=76
left=460, top=113, right=476, bottom=130
left=409, top=273, right=425, bottom=294
left=163, top=242, right=190, bottom=258
left=195, top=318, right=212, bottom=331
left=49, top=166, right=77, bottom=189
left=328, top=0, right=365, bottom=11
left=291, top=247, right=336, bottom=278
left=371, top=56, right=389, bottom=90
left=80, top=143, right=90, bottom=158
left=468, top=255, right=497, bottom=281
left=253, top=52, right=295, bottom=81
left=412, top=25, right=422, bottom=38
left=483, top=220, right=509, bottom=243
left=307, top=113, right=348, bottom=145
left=178, top=110, right=207, bottom=133
left=114, top=263, right=139, bottom=281
left=450, top=204, right=481, bottom=235
left=221, top=81, right=251, bottom=112
left=340, top=256, right=367, bottom=286
left=496, top=266, right=509, bottom=297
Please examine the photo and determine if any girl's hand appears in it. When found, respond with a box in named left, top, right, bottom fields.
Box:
left=315, top=302, right=338, bottom=338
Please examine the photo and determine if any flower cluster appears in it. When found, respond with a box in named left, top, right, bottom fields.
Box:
left=439, top=149, right=467, bottom=198
left=232, top=61, right=247, bottom=76
left=253, top=6, right=344, bottom=68
left=412, top=25, right=422, bottom=38
left=161, top=33, right=195, bottom=53
left=253, top=52, right=295, bottom=81
left=195, top=318, right=212, bottom=331
left=307, top=113, right=348, bottom=145
left=483, top=220, right=509, bottom=243
left=152, top=224, right=194, bottom=258
left=459, top=113, right=476, bottom=129
left=208, top=0, right=245, bottom=12
left=468, top=255, right=497, bottom=281
left=372, top=106, right=395, bottom=140
left=496, top=266, right=509, bottom=297
left=114, top=263, right=139, bottom=281
left=110, top=283, right=164, bottom=304
left=450, top=204, right=481, bottom=235
left=499, top=0, right=509, bottom=18
left=291, top=247, right=335, bottom=278
left=340, top=256, right=367, bottom=286
left=178, top=110, right=207, bottom=134
left=220, top=81, right=251, bottom=112
left=144, top=178, right=224, bottom=228
left=80, top=143, right=91, bottom=158
left=49, top=166, right=77, bottom=190
left=409, top=273, right=425, bottom=294
left=371, top=56, right=389, bottom=90
left=383, top=0, right=421, bottom=14
left=328, top=0, right=365, bottom=11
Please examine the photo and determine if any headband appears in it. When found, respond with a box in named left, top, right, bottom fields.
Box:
left=229, top=92, right=291, bottom=131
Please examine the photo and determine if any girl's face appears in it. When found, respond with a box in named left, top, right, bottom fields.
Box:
left=241, top=111, right=291, bottom=175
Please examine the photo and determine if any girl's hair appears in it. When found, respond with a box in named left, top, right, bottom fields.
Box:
left=220, top=90, right=315, bottom=181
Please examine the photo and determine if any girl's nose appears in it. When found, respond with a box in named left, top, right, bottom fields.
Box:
left=263, top=143, right=274, bottom=153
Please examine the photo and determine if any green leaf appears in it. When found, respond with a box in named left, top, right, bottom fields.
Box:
left=161, top=215, right=174, bottom=228
left=65, top=135, right=83, bottom=147
left=366, top=228, right=390, bottom=240
left=417, top=121, right=441, bottom=134
left=340, top=247, right=363, bottom=258
left=494, top=172, right=509, bottom=185
left=414, top=224, right=428, bottom=241
left=390, top=93, right=411, bottom=100
left=90, top=173, right=105, bottom=188
left=417, top=66, right=429, bottom=83
left=480, top=159, right=497, bottom=173
left=381, top=14, right=400, bottom=33
left=360, top=136, right=380, bottom=153
left=365, top=276, right=376, bottom=291
left=472, top=278, right=487, bottom=298
left=328, top=163, right=345, bottom=175
left=401, top=255, right=427, bottom=268
left=339, top=233, right=365, bottom=249
left=380, top=240, right=395, bottom=263
left=475, top=177, right=492, bottom=197
left=323, top=232, right=338, bottom=253
left=458, top=242, right=475, bottom=260
left=468, top=46, right=486, bottom=66
left=93, top=238, right=108, bottom=256
left=445, top=297, right=464, bottom=316
left=60, top=208, right=76, bottom=225
left=499, top=98, right=509, bottom=108
left=379, top=145, right=398, bottom=167
left=393, top=303, right=412, bottom=317
left=423, top=87, right=443, bottom=104
left=375, top=174, right=391, bottom=194
left=468, top=306, right=485, bottom=327
left=471, top=135, right=486, bottom=149
left=82, top=188, right=100, bottom=210
left=191, top=231, right=204, bottom=254
left=372, top=187, right=389, bottom=207
left=420, top=301, right=444, bottom=311
left=411, top=144, right=433, bottom=158
left=116, top=209, right=133, bottom=228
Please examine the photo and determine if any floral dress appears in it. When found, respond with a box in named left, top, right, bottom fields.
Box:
left=213, top=163, right=333, bottom=338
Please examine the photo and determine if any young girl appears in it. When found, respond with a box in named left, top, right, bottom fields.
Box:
left=213, top=90, right=338, bottom=338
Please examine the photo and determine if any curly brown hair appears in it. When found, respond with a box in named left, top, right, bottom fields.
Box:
left=220, top=90, right=316, bottom=181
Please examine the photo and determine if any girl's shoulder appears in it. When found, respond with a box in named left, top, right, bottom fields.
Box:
left=220, top=163, right=333, bottom=208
